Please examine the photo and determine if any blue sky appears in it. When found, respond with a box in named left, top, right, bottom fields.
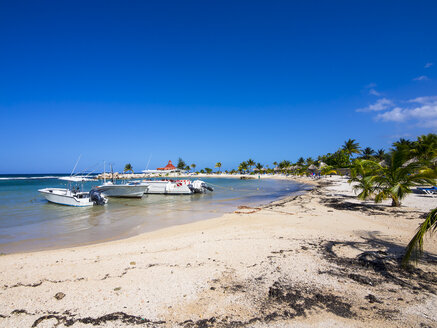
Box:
left=1, top=1, right=436, bottom=173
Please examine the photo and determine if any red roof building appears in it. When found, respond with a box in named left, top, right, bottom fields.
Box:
left=157, top=160, right=177, bottom=171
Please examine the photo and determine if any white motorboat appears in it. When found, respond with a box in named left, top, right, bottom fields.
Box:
left=141, top=179, right=213, bottom=195
left=39, top=187, right=107, bottom=207
left=96, top=181, right=149, bottom=198
left=59, top=176, right=97, bottom=182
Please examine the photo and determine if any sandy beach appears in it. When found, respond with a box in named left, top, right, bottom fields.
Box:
left=0, top=176, right=436, bottom=327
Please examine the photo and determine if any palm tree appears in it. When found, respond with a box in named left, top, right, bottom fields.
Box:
left=191, top=163, right=196, bottom=172
left=279, top=160, right=291, bottom=172
left=273, top=161, right=278, bottom=168
left=412, top=133, right=437, bottom=162
left=297, top=157, right=305, bottom=166
left=320, top=165, right=337, bottom=176
left=306, top=157, right=314, bottom=165
left=342, top=139, right=361, bottom=161
left=348, top=160, right=376, bottom=200
left=238, top=161, right=248, bottom=174
left=215, top=162, right=222, bottom=173
left=247, top=159, right=255, bottom=172
left=402, top=207, right=437, bottom=266
left=392, top=138, right=414, bottom=152
left=255, top=162, right=263, bottom=172
left=358, top=150, right=435, bottom=206
left=123, top=163, right=134, bottom=174
left=376, top=149, right=386, bottom=161
left=361, top=147, right=375, bottom=160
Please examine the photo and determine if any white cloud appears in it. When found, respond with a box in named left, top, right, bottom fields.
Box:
left=366, top=82, right=377, bottom=88
left=356, top=98, right=393, bottom=112
left=413, top=75, right=430, bottom=81
left=376, top=107, right=407, bottom=122
left=425, top=62, right=434, bottom=68
left=368, top=88, right=381, bottom=96
left=374, top=96, right=437, bottom=128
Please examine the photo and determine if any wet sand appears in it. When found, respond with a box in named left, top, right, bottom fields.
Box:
left=0, top=176, right=436, bottom=327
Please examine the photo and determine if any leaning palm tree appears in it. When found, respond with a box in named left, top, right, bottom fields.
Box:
left=215, top=162, right=222, bottom=173
left=123, top=163, right=134, bottom=174
left=361, top=150, right=435, bottom=206
left=402, top=207, right=437, bottom=266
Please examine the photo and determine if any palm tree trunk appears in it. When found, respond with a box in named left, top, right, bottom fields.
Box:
left=391, top=197, right=400, bottom=207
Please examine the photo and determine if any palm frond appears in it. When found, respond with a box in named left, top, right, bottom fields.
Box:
left=402, top=208, right=437, bottom=266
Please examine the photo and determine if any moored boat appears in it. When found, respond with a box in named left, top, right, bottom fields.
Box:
left=38, top=187, right=107, bottom=207
left=140, top=179, right=213, bottom=194
left=96, top=181, right=149, bottom=198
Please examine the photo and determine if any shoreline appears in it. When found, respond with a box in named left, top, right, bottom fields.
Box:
left=0, top=175, right=311, bottom=256
left=0, top=176, right=436, bottom=327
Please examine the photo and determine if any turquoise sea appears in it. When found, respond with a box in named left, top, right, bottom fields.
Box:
left=0, top=174, right=308, bottom=254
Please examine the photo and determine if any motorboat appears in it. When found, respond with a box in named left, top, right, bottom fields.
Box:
left=96, top=181, right=149, bottom=198
left=59, top=176, right=97, bottom=182
left=140, top=179, right=213, bottom=195
left=190, top=180, right=214, bottom=193
left=39, top=187, right=107, bottom=207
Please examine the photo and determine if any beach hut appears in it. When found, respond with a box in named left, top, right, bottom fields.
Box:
left=307, top=164, right=318, bottom=175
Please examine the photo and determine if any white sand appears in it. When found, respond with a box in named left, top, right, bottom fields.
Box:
left=0, top=176, right=436, bottom=327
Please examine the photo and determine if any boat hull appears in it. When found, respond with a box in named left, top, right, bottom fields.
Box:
left=97, top=184, right=148, bottom=198
left=39, top=188, right=95, bottom=207
left=142, top=180, right=192, bottom=194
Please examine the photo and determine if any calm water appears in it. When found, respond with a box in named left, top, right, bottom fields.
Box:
left=0, top=174, right=308, bottom=254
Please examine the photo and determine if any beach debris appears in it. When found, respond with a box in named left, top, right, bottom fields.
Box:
left=130, top=261, right=136, bottom=265
left=54, top=292, right=65, bottom=300
left=235, top=206, right=261, bottom=214
left=114, top=287, right=122, bottom=291
left=365, top=294, right=382, bottom=304
left=348, top=273, right=375, bottom=286
left=267, top=281, right=354, bottom=319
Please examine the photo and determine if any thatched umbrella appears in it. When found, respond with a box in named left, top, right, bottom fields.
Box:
left=308, top=164, right=318, bottom=174
left=318, top=162, right=327, bottom=169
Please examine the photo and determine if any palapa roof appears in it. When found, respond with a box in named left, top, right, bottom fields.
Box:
left=157, top=160, right=177, bottom=170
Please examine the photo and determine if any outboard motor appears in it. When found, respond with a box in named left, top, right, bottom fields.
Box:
left=89, top=188, right=106, bottom=205
left=191, top=180, right=214, bottom=193
left=204, top=184, right=214, bottom=192
left=187, top=183, right=196, bottom=193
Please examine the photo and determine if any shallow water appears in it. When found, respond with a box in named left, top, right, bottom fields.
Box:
left=0, top=174, right=308, bottom=253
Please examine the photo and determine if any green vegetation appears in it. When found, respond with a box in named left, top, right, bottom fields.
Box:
left=402, top=207, right=437, bottom=266
left=123, top=163, right=134, bottom=174
left=177, top=158, right=186, bottom=170
left=215, top=162, right=222, bottom=173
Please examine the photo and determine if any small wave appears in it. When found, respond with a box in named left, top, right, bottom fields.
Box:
left=0, top=176, right=59, bottom=180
